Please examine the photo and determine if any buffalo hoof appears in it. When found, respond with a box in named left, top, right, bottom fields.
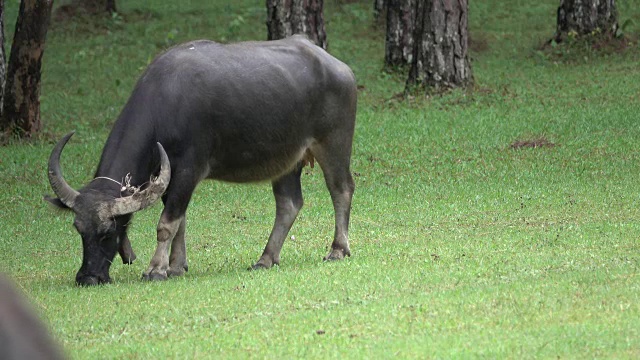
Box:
left=167, top=264, right=188, bottom=277
left=249, top=255, right=280, bottom=270
left=142, top=272, right=168, bottom=281
left=249, top=263, right=270, bottom=271
left=323, top=248, right=351, bottom=262
left=76, top=275, right=111, bottom=286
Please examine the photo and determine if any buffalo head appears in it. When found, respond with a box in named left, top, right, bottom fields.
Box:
left=46, top=132, right=171, bottom=286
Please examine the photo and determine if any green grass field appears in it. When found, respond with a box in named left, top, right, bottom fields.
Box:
left=1, top=0, right=639, bottom=358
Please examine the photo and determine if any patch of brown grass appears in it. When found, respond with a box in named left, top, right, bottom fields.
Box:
left=469, top=32, right=490, bottom=54
left=539, top=31, right=636, bottom=63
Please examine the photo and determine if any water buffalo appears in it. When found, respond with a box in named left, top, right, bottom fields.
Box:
left=46, top=35, right=357, bottom=285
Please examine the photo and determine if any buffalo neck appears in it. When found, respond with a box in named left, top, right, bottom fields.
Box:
left=93, top=102, right=158, bottom=190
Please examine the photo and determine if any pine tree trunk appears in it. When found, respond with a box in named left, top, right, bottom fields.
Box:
left=106, top=0, right=116, bottom=13
left=373, top=0, right=386, bottom=21
left=554, top=0, right=617, bottom=42
left=406, top=0, right=472, bottom=93
left=0, top=0, right=54, bottom=137
left=385, top=0, right=415, bottom=69
left=266, top=0, right=327, bottom=49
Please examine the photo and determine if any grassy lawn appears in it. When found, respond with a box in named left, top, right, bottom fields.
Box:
left=1, top=0, right=639, bottom=358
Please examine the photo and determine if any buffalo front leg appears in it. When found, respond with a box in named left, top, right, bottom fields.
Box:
left=142, top=170, right=196, bottom=281
left=142, top=214, right=183, bottom=281
left=167, top=217, right=188, bottom=277
left=251, top=164, right=304, bottom=269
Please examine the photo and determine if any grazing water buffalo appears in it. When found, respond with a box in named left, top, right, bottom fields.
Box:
left=46, top=35, right=357, bottom=285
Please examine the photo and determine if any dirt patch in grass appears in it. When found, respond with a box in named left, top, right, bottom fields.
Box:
left=510, top=137, right=557, bottom=149
left=469, top=32, right=490, bottom=54
left=538, top=32, right=636, bottom=63
left=53, top=5, right=159, bottom=34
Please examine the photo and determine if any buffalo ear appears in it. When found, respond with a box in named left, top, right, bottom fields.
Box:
left=44, top=195, right=71, bottom=210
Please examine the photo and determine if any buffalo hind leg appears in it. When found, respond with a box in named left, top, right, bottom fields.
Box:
left=312, top=142, right=355, bottom=261
left=251, top=163, right=304, bottom=269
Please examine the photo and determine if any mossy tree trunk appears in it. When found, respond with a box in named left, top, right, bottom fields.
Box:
left=0, top=0, right=53, bottom=137
left=266, top=0, right=327, bottom=49
left=554, top=0, right=617, bottom=42
left=406, top=0, right=472, bottom=94
left=385, top=0, right=416, bottom=69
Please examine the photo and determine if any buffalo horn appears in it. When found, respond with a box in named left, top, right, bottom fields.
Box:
left=48, top=132, right=80, bottom=209
left=108, top=143, right=171, bottom=216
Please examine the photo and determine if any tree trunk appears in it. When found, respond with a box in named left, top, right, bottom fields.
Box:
left=266, top=0, right=327, bottom=50
left=406, top=0, right=472, bottom=93
left=105, top=0, right=116, bottom=13
left=385, top=0, right=415, bottom=69
left=0, top=0, right=54, bottom=137
left=373, top=0, right=386, bottom=21
left=0, top=0, right=6, bottom=114
left=554, top=0, right=617, bottom=42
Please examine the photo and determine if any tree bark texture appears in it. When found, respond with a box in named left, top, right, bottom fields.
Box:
left=406, top=0, right=472, bottom=93
left=0, top=0, right=54, bottom=136
left=266, top=0, right=327, bottom=50
left=373, top=0, right=386, bottom=20
left=0, top=0, right=6, bottom=114
left=555, top=0, right=617, bottom=41
left=385, top=0, right=415, bottom=68
left=105, top=0, right=116, bottom=13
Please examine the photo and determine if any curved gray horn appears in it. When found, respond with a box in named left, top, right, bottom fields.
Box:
left=48, top=132, right=80, bottom=209
left=109, top=142, right=171, bottom=216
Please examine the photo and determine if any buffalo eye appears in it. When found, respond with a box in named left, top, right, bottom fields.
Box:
left=98, top=221, right=117, bottom=239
